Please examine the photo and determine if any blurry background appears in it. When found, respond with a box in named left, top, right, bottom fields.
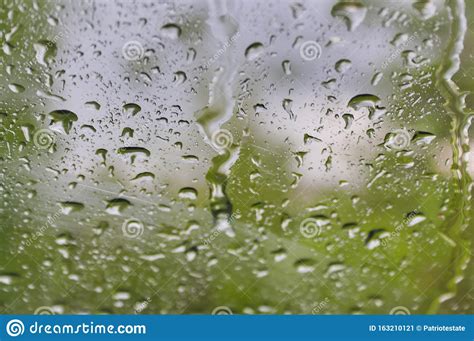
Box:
left=0, top=0, right=472, bottom=314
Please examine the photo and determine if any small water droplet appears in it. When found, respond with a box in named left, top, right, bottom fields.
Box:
left=282, top=60, right=291, bottom=75
left=295, top=259, right=315, bottom=273
left=85, top=101, right=101, bottom=110
left=173, top=71, right=187, bottom=85
left=282, top=98, right=296, bottom=120
left=160, top=23, right=181, bottom=39
left=60, top=201, right=85, bottom=215
left=8, top=83, right=25, bottom=93
left=245, top=42, right=264, bottom=60
left=178, top=187, right=198, bottom=200
left=106, top=198, right=132, bottom=215
left=335, top=59, right=352, bottom=73
left=123, top=103, right=141, bottom=116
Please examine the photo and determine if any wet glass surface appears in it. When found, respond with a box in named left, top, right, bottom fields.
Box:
left=0, top=0, right=472, bottom=314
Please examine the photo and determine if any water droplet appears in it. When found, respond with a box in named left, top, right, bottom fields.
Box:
left=347, top=94, right=385, bottom=120
left=117, top=147, right=150, bottom=157
left=282, top=98, right=296, bottom=120
left=173, top=71, right=187, bottom=85
left=365, top=229, right=388, bottom=250
left=282, top=60, right=291, bottom=75
left=295, top=259, right=315, bottom=273
left=131, top=172, right=155, bottom=181
left=413, top=0, right=437, bottom=19
left=178, top=187, right=198, bottom=200
left=121, top=127, right=134, bottom=138
left=304, top=133, right=322, bottom=144
left=160, top=23, right=181, bottom=39
left=187, top=48, right=196, bottom=63
left=113, top=291, right=131, bottom=300
left=411, top=131, right=436, bottom=145
left=290, top=2, right=306, bottom=19
left=245, top=42, right=264, bottom=60
left=8, top=83, right=25, bottom=93
left=48, top=110, right=78, bottom=134
left=60, top=201, right=85, bottom=215
left=33, top=40, right=57, bottom=66
left=0, top=274, right=19, bottom=285
left=342, top=113, right=353, bottom=129
left=185, top=248, right=197, bottom=262
left=85, top=101, right=101, bottom=110
left=327, top=262, right=346, bottom=275
left=407, top=213, right=426, bottom=227
left=272, top=248, right=287, bottom=262
left=335, top=59, right=352, bottom=73
left=106, top=198, right=132, bottom=215
left=331, top=1, right=367, bottom=31
left=371, top=72, right=383, bottom=86
left=122, top=103, right=141, bottom=116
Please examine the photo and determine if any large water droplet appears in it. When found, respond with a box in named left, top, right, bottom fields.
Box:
left=245, top=42, right=264, bottom=60
left=331, top=1, right=367, bottom=31
left=48, top=110, right=78, bottom=134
